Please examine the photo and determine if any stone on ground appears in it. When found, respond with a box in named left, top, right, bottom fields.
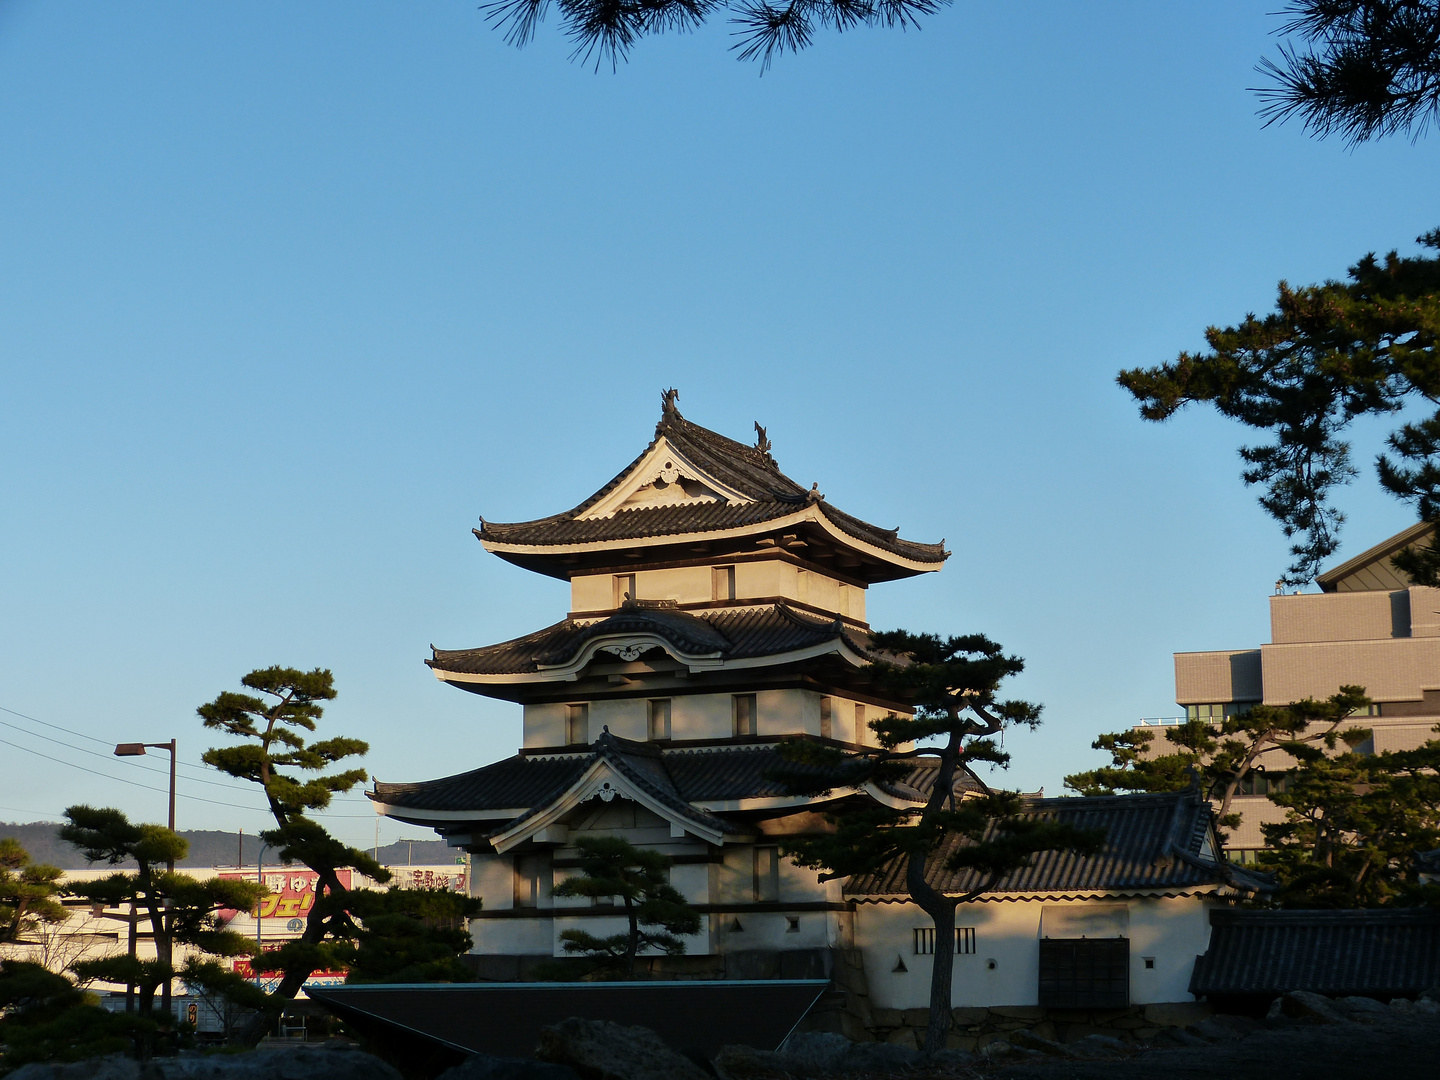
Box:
left=6, top=1057, right=141, bottom=1080
left=535, top=1018, right=708, bottom=1080
left=924, top=1047, right=976, bottom=1070
left=1068, top=1034, right=1131, bottom=1059
left=777, top=1031, right=850, bottom=1075
left=839, top=1041, right=922, bottom=1073
left=1272, top=990, right=1349, bottom=1025
left=1007, top=1028, right=1076, bottom=1057
left=711, top=1044, right=791, bottom=1080
left=1336, top=996, right=1392, bottom=1021
left=435, top=1052, right=580, bottom=1080
left=148, top=1044, right=402, bottom=1080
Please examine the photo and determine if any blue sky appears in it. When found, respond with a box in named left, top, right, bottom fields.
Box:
left=2, top=2, right=1438, bottom=847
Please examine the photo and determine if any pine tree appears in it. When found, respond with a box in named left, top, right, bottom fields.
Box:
left=58, top=806, right=264, bottom=1054
left=1118, top=230, right=1440, bottom=586
left=337, top=887, right=483, bottom=984
left=1262, top=727, right=1440, bottom=906
left=546, top=835, right=700, bottom=979
left=1065, top=688, right=1372, bottom=833
left=0, top=838, right=66, bottom=946
left=771, top=631, right=1102, bottom=1055
left=1258, top=2, right=1440, bottom=144
left=197, top=667, right=389, bottom=1041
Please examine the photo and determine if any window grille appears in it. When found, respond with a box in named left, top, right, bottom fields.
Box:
left=565, top=704, right=589, bottom=746
left=913, top=927, right=978, bottom=955
left=752, top=846, right=779, bottom=902
left=648, top=699, right=672, bottom=741
left=712, top=566, right=736, bottom=601
left=613, top=574, right=635, bottom=607
left=733, top=694, right=757, bottom=737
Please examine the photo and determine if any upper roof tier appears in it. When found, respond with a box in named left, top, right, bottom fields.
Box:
left=476, top=390, right=949, bottom=583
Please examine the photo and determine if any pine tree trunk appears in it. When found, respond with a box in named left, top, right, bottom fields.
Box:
left=907, top=727, right=964, bottom=1056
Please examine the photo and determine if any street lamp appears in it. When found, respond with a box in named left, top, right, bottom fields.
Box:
left=114, top=738, right=177, bottom=1018
left=114, top=739, right=177, bottom=870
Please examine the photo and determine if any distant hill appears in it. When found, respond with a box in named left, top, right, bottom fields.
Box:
left=0, top=821, right=456, bottom=870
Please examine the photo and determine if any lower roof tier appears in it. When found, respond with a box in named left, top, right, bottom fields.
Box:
left=370, top=730, right=988, bottom=851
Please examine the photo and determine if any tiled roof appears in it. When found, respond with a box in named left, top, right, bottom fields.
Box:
left=845, top=790, right=1253, bottom=899
left=372, top=734, right=984, bottom=820
left=428, top=601, right=867, bottom=677
left=476, top=405, right=946, bottom=565
left=1190, top=908, right=1440, bottom=998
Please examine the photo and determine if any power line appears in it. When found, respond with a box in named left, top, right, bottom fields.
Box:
left=0, top=736, right=271, bottom=813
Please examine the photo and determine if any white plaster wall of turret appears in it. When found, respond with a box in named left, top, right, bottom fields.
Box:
left=522, top=690, right=892, bottom=747
left=464, top=797, right=844, bottom=960
left=569, top=558, right=866, bottom=623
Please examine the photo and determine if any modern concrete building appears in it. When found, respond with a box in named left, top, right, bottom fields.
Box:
left=1170, top=522, right=1440, bottom=854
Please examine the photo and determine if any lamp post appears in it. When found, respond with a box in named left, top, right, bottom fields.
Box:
left=256, top=841, right=271, bottom=981
left=114, top=739, right=177, bottom=1018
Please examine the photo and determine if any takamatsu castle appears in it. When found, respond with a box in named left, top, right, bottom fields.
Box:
left=372, top=392, right=1260, bottom=1030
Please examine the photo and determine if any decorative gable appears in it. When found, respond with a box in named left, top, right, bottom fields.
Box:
left=576, top=437, right=755, bottom=520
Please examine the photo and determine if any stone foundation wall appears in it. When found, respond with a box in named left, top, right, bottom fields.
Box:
left=868, top=1001, right=1215, bottom=1050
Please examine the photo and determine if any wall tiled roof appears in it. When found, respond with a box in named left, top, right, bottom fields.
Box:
left=844, top=790, right=1246, bottom=899
left=476, top=408, right=946, bottom=564
left=428, top=602, right=867, bottom=676
left=1190, top=908, right=1440, bottom=998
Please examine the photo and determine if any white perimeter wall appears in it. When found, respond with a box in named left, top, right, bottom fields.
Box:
left=855, top=894, right=1215, bottom=1009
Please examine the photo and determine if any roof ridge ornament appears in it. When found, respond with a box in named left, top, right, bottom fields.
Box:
left=660, top=387, right=681, bottom=423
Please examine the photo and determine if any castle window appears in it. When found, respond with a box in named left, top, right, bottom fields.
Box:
left=753, top=846, right=779, bottom=903
left=913, top=927, right=978, bottom=955
left=565, top=704, right=589, bottom=746
left=613, top=574, right=635, bottom=607
left=648, top=699, right=672, bottom=741
left=820, top=696, right=833, bottom=740
left=854, top=702, right=866, bottom=737
left=733, top=694, right=757, bottom=737
left=712, top=566, right=736, bottom=602
left=514, top=854, right=546, bottom=908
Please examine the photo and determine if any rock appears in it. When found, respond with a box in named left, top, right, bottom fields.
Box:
left=778, top=1031, right=851, bottom=1075
left=925, top=1047, right=976, bottom=1070
left=979, top=1041, right=1042, bottom=1063
left=1390, top=997, right=1416, bottom=1013
left=1188, top=1017, right=1242, bottom=1043
left=1152, top=1027, right=1211, bottom=1047
left=148, top=1044, right=402, bottom=1080
left=1275, top=990, right=1349, bottom=1025
left=436, top=1054, right=581, bottom=1080
left=536, top=1018, right=708, bottom=1080
left=1336, top=996, right=1392, bottom=1021
left=988, top=1006, right=1046, bottom=1020
left=1067, top=1034, right=1131, bottom=1059
left=712, top=1045, right=791, bottom=1080
left=869, top=1008, right=902, bottom=1028
left=1415, top=998, right=1440, bottom=1016
left=949, top=1007, right=988, bottom=1027
left=840, top=1041, right=923, bottom=1074
left=7, top=1058, right=141, bottom=1080
left=902, top=1008, right=930, bottom=1028
left=1006, top=1029, right=1076, bottom=1057
left=1142, top=1002, right=1212, bottom=1028
left=882, top=1027, right=918, bottom=1048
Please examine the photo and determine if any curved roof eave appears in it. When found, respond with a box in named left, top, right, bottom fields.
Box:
left=480, top=504, right=943, bottom=574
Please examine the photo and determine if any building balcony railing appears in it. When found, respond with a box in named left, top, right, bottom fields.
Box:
left=1134, top=717, right=1185, bottom=727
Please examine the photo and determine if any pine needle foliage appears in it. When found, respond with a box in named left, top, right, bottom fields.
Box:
left=546, top=835, right=700, bottom=979
left=57, top=806, right=264, bottom=1056
left=197, top=667, right=389, bottom=1042
left=1260, top=728, right=1440, bottom=906
left=1257, top=2, right=1440, bottom=144
left=480, top=0, right=951, bottom=72
left=1065, top=687, right=1373, bottom=836
left=1118, top=231, right=1440, bottom=586
left=0, top=839, right=66, bottom=946
left=0, top=960, right=150, bottom=1071
left=769, top=630, right=1103, bottom=1055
